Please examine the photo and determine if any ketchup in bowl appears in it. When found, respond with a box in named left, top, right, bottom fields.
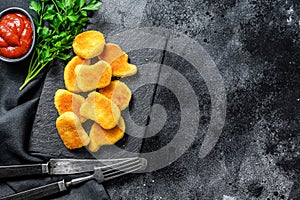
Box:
left=0, top=7, right=35, bottom=62
left=0, top=12, right=33, bottom=59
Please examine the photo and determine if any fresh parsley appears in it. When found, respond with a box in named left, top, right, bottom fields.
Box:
left=20, top=0, right=102, bottom=90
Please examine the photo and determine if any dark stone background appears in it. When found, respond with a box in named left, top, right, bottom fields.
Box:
left=30, top=0, right=300, bottom=199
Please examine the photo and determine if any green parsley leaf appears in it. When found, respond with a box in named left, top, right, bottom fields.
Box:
left=78, top=0, right=85, bottom=8
left=57, top=53, right=71, bottom=60
left=83, top=1, right=102, bottom=11
left=20, top=0, right=102, bottom=90
left=67, top=15, right=79, bottom=22
left=29, top=0, right=41, bottom=14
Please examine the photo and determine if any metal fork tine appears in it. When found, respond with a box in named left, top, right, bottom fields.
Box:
left=90, top=157, right=137, bottom=165
left=99, top=157, right=147, bottom=182
left=103, top=159, right=141, bottom=176
left=100, top=157, right=139, bottom=171
left=102, top=158, right=140, bottom=173
left=103, top=162, right=143, bottom=181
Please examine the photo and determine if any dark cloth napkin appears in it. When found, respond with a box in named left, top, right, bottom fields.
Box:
left=0, top=1, right=110, bottom=199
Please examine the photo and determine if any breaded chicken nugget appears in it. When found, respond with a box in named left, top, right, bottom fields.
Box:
left=98, top=43, right=137, bottom=77
left=99, top=80, right=132, bottom=110
left=64, top=56, right=90, bottom=93
left=89, top=117, right=125, bottom=152
left=73, top=30, right=106, bottom=59
left=75, top=60, right=112, bottom=92
left=80, top=92, right=121, bottom=129
left=98, top=43, right=124, bottom=64
left=54, top=89, right=86, bottom=122
left=56, top=112, right=90, bottom=150
left=111, top=55, right=137, bottom=77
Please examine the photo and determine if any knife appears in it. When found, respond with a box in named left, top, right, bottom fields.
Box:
left=0, top=157, right=136, bottom=179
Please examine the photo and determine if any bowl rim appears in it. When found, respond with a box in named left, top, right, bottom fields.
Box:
left=0, top=7, right=36, bottom=63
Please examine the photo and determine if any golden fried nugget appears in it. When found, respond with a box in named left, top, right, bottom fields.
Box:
left=99, top=80, right=132, bottom=110
left=98, top=43, right=137, bottom=77
left=73, top=30, right=106, bottom=59
left=89, top=117, right=125, bottom=152
left=111, top=56, right=137, bottom=77
left=75, top=61, right=112, bottom=92
left=56, top=112, right=90, bottom=150
left=54, top=89, right=86, bottom=122
left=64, top=56, right=90, bottom=93
left=80, top=92, right=121, bottom=129
left=98, top=43, right=124, bottom=63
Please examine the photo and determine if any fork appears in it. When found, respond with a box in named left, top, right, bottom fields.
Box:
left=0, top=157, right=147, bottom=200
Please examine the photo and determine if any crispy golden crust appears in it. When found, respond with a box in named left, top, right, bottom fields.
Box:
left=64, top=56, right=87, bottom=92
left=98, top=43, right=124, bottom=64
left=120, top=63, right=137, bottom=77
left=73, top=30, right=106, bottom=59
left=75, top=61, right=112, bottom=92
left=89, top=117, right=125, bottom=152
left=98, top=43, right=137, bottom=77
left=99, top=80, right=132, bottom=110
left=56, top=112, right=90, bottom=149
left=80, top=92, right=121, bottom=129
left=111, top=54, right=137, bottom=77
left=54, top=89, right=86, bottom=122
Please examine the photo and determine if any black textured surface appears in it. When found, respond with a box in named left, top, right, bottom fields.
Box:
left=28, top=0, right=300, bottom=199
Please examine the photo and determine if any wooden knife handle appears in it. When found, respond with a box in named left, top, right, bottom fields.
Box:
left=0, top=164, right=48, bottom=179
left=0, top=180, right=68, bottom=200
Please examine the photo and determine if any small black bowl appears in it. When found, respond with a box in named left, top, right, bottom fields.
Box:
left=0, top=7, right=36, bottom=62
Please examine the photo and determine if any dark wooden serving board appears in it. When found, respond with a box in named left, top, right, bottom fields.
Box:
left=28, top=27, right=168, bottom=159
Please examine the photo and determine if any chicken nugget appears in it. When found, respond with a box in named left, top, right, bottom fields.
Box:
left=54, top=89, right=86, bottom=122
left=56, top=112, right=90, bottom=150
left=64, top=56, right=90, bottom=93
left=98, top=43, right=124, bottom=64
left=73, top=30, right=106, bottom=59
left=80, top=92, right=121, bottom=129
left=75, top=60, right=112, bottom=92
left=99, top=80, right=132, bottom=110
left=98, top=43, right=137, bottom=77
left=89, top=117, right=125, bottom=152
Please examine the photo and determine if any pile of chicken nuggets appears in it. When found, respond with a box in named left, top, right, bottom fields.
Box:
left=54, top=30, right=137, bottom=152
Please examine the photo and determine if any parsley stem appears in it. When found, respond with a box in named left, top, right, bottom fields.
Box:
left=28, top=50, right=36, bottom=72
left=19, top=78, right=31, bottom=91
left=29, top=51, right=40, bottom=73
left=51, top=0, right=60, bottom=13
left=31, top=63, right=49, bottom=80
left=19, top=61, right=50, bottom=90
left=39, top=2, right=44, bottom=25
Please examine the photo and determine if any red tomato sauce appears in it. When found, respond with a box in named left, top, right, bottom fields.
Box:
left=0, top=13, right=33, bottom=59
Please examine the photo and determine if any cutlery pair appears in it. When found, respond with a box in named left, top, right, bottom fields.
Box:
left=0, top=157, right=147, bottom=200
